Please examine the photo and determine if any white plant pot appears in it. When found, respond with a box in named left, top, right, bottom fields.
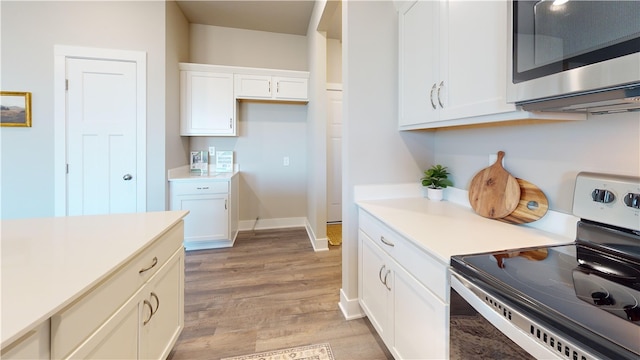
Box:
left=426, top=187, right=444, bottom=201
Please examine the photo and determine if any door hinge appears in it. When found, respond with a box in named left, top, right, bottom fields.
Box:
left=65, top=79, right=69, bottom=91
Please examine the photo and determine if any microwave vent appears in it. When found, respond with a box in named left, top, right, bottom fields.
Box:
left=519, top=83, right=640, bottom=115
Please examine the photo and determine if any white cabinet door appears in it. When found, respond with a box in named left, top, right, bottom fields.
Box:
left=234, top=74, right=272, bottom=99
left=359, top=230, right=391, bottom=341
left=139, top=249, right=184, bottom=360
left=66, top=294, right=140, bottom=359
left=399, top=0, right=441, bottom=127
left=440, top=0, right=516, bottom=121
left=235, top=74, right=308, bottom=101
left=273, top=77, right=308, bottom=100
left=398, top=0, right=582, bottom=129
left=173, top=194, right=229, bottom=242
left=392, top=262, right=448, bottom=360
left=181, top=71, right=235, bottom=136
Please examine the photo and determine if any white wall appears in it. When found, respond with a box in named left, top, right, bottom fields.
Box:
left=190, top=102, right=308, bottom=222
left=306, top=0, right=330, bottom=244
left=165, top=0, right=191, bottom=209
left=327, top=38, right=342, bottom=84
left=188, top=24, right=310, bottom=226
left=190, top=24, right=308, bottom=71
left=0, top=0, right=171, bottom=219
left=433, top=112, right=640, bottom=213
left=340, top=0, right=436, bottom=314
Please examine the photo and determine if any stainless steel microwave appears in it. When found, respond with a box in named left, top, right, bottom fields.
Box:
left=507, top=0, right=640, bottom=114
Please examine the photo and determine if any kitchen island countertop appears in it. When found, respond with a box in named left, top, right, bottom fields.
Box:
left=1, top=210, right=189, bottom=348
left=357, top=197, right=574, bottom=265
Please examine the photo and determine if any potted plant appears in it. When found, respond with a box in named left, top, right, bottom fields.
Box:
left=421, top=165, right=453, bottom=201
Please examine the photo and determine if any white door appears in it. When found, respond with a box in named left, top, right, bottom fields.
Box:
left=66, top=58, right=139, bottom=215
left=327, top=88, right=342, bottom=223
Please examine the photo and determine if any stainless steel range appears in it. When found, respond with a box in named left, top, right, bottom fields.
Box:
left=451, top=172, right=640, bottom=360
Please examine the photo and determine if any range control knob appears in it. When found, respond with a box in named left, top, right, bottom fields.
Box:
left=623, top=193, right=640, bottom=209
left=624, top=305, right=640, bottom=322
left=591, top=291, right=615, bottom=306
left=591, top=189, right=615, bottom=203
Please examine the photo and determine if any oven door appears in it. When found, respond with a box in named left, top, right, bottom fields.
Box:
left=450, top=272, right=597, bottom=360
left=449, top=280, right=534, bottom=360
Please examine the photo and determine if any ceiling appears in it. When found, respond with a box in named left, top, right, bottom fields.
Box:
left=175, top=0, right=341, bottom=39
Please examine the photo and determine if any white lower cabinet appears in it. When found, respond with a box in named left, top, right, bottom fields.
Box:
left=392, top=261, right=447, bottom=360
left=50, top=222, right=185, bottom=360
left=139, top=249, right=184, bottom=360
left=169, top=176, right=239, bottom=250
left=359, top=211, right=448, bottom=360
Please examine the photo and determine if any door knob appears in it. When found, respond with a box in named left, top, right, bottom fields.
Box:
left=123, top=174, right=133, bottom=181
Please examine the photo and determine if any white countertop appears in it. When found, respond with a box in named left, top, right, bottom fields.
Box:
left=357, top=197, right=574, bottom=265
left=168, top=165, right=238, bottom=182
left=0, top=210, right=188, bottom=348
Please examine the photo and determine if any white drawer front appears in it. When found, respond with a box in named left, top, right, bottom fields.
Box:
left=359, top=211, right=397, bottom=257
left=50, top=222, right=184, bottom=359
left=171, top=181, right=228, bottom=195
left=359, top=211, right=448, bottom=302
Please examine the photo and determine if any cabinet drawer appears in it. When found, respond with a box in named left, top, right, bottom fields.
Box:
left=359, top=211, right=398, bottom=257
left=171, top=181, right=228, bottom=195
left=51, top=222, right=184, bottom=359
left=359, top=211, right=448, bottom=301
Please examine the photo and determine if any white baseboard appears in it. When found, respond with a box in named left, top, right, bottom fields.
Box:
left=339, top=288, right=365, bottom=320
left=238, top=217, right=307, bottom=231
left=305, top=218, right=328, bottom=252
left=184, top=238, right=235, bottom=251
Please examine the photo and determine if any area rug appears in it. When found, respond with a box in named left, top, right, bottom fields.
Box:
left=327, top=223, right=342, bottom=246
left=221, top=343, right=335, bottom=360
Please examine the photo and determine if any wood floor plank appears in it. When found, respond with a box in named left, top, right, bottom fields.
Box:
left=168, top=227, right=393, bottom=360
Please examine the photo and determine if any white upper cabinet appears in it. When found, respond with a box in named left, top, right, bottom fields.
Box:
left=179, top=63, right=309, bottom=137
left=180, top=70, right=235, bottom=136
left=399, top=0, right=440, bottom=127
left=398, top=0, right=585, bottom=130
left=234, top=74, right=309, bottom=101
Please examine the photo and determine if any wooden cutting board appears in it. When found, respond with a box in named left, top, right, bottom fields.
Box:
left=468, top=151, right=520, bottom=218
left=498, top=178, right=549, bottom=224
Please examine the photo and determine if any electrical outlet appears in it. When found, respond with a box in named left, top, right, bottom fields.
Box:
left=489, top=154, right=505, bottom=167
left=209, top=146, right=216, bottom=156
left=283, top=156, right=290, bottom=166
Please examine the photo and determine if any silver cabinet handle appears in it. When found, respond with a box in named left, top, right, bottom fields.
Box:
left=196, top=186, right=209, bottom=190
left=437, top=81, right=444, bottom=108
left=383, top=270, right=391, bottom=291
left=229, top=118, right=232, bottom=129
left=143, top=300, right=153, bottom=325
left=139, top=256, right=158, bottom=274
left=378, top=265, right=386, bottom=284
left=380, top=236, right=395, bottom=247
left=268, top=81, right=271, bottom=93
left=225, top=199, right=228, bottom=210
left=430, top=83, right=437, bottom=109
left=150, top=292, right=160, bottom=315
left=123, top=174, right=133, bottom=181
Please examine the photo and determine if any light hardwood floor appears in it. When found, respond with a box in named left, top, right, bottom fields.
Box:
left=168, top=227, right=393, bottom=360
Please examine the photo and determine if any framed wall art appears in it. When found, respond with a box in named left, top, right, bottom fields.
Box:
left=1, top=91, right=32, bottom=127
